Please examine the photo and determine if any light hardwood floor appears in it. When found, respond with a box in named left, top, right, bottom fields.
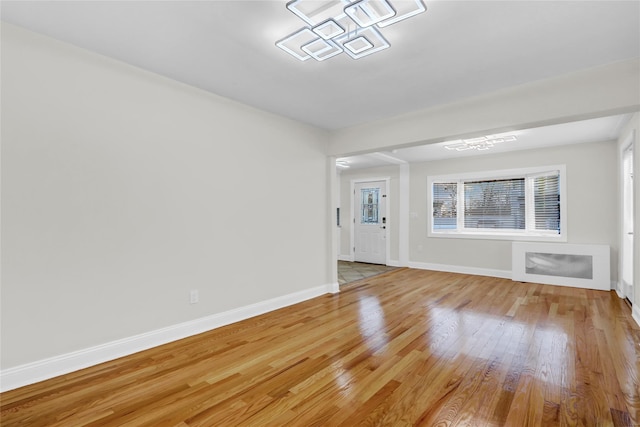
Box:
left=1, top=269, right=639, bottom=426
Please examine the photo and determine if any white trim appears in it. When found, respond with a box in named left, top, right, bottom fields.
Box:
left=398, top=164, right=410, bottom=267
left=408, top=261, right=511, bottom=279
left=338, top=254, right=354, bottom=262
left=424, top=230, right=565, bottom=242
left=330, top=156, right=339, bottom=287
left=615, top=281, right=625, bottom=298
left=0, top=283, right=335, bottom=392
left=619, top=130, right=635, bottom=310
left=385, top=179, right=391, bottom=266
left=350, top=177, right=391, bottom=265
left=622, top=280, right=634, bottom=300
left=327, top=282, right=340, bottom=294
left=428, top=164, right=565, bottom=183
left=633, top=305, right=640, bottom=328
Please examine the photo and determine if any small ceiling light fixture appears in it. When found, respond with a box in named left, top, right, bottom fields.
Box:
left=277, top=0, right=427, bottom=61
left=444, top=135, right=517, bottom=152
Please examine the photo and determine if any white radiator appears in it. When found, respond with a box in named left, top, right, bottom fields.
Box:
left=512, top=243, right=610, bottom=290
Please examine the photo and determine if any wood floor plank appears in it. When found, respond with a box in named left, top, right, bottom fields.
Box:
left=2, top=269, right=639, bottom=426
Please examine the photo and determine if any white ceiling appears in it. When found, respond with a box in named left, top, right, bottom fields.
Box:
left=2, top=0, right=639, bottom=131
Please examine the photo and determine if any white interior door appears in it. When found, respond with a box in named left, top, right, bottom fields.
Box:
left=354, top=181, right=386, bottom=264
left=623, top=144, right=634, bottom=299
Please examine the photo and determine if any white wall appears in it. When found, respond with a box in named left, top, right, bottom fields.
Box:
left=1, top=24, right=331, bottom=373
left=409, top=140, right=619, bottom=277
left=338, top=166, right=400, bottom=264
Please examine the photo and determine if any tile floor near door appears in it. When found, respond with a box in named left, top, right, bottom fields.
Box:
left=337, top=260, right=398, bottom=285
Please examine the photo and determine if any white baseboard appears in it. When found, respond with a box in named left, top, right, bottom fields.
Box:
left=408, top=261, right=511, bottom=279
left=387, top=259, right=401, bottom=267
left=612, top=282, right=638, bottom=326
left=0, top=283, right=336, bottom=393
left=614, top=281, right=625, bottom=298
left=328, top=281, right=340, bottom=294
left=338, top=254, right=354, bottom=262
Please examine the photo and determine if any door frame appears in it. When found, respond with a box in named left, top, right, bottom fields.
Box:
left=350, top=177, right=391, bottom=265
left=620, top=130, right=635, bottom=301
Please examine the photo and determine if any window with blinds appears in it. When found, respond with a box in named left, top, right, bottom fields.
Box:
left=428, top=166, right=564, bottom=240
left=432, top=183, right=457, bottom=230
left=464, top=178, right=525, bottom=229
left=533, top=173, right=560, bottom=232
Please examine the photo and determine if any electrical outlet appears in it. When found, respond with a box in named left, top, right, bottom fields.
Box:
left=190, top=289, right=199, bottom=304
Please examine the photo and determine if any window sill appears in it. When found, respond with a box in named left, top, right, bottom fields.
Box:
left=428, top=231, right=566, bottom=242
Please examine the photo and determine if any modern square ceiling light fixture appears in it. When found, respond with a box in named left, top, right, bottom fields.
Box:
left=276, top=0, right=427, bottom=61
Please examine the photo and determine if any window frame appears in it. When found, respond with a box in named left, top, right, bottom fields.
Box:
left=427, top=165, right=567, bottom=242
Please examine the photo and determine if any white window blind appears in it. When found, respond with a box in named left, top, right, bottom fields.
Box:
left=533, top=173, right=560, bottom=232
left=463, top=178, right=525, bottom=230
left=432, top=182, right=457, bottom=230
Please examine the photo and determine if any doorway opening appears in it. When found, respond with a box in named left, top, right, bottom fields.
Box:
left=337, top=261, right=397, bottom=285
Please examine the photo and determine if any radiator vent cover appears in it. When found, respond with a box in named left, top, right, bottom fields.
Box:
left=512, top=243, right=610, bottom=290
